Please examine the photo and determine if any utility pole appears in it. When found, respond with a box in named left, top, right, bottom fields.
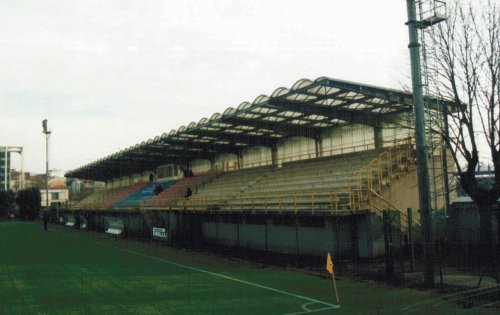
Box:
left=42, top=119, right=51, bottom=211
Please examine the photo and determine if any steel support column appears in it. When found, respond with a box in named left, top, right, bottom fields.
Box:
left=406, top=0, right=434, bottom=287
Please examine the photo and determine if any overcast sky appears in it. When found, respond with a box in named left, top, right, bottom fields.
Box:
left=1, top=0, right=415, bottom=175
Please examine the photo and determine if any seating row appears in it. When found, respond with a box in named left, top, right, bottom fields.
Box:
left=183, top=145, right=412, bottom=212
left=73, top=141, right=413, bottom=213
left=144, top=172, right=218, bottom=208
left=114, top=180, right=178, bottom=208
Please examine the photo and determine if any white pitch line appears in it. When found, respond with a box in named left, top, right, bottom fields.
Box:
left=49, top=227, right=340, bottom=311
left=285, top=305, right=339, bottom=315
left=302, top=302, right=315, bottom=311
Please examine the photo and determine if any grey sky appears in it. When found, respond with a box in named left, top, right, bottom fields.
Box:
left=1, top=0, right=412, bottom=175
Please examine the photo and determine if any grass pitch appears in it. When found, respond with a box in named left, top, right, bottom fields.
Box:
left=0, top=221, right=493, bottom=314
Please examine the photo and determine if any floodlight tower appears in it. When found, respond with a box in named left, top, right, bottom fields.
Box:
left=42, top=119, right=51, bottom=211
left=3, top=146, right=8, bottom=191
left=405, top=0, right=447, bottom=288
left=2, top=146, right=23, bottom=191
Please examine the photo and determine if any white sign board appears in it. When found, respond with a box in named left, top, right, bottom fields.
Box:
left=152, top=227, right=168, bottom=240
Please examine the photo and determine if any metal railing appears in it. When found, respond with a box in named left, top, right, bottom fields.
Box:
left=179, top=188, right=370, bottom=215
left=369, top=189, right=421, bottom=233
left=353, top=138, right=414, bottom=194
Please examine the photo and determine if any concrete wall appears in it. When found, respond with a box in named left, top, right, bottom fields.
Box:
left=191, top=159, right=212, bottom=174
left=278, top=136, right=316, bottom=163
left=381, top=166, right=420, bottom=221
left=239, top=223, right=267, bottom=250
left=267, top=224, right=297, bottom=253
left=214, top=153, right=238, bottom=171
left=380, top=119, right=413, bottom=146
left=203, top=222, right=218, bottom=242
left=381, top=149, right=457, bottom=223
left=322, top=124, right=375, bottom=155
left=200, top=214, right=383, bottom=258
left=241, top=146, right=272, bottom=169
left=68, top=210, right=386, bottom=258
left=218, top=222, right=239, bottom=246
left=296, top=225, right=333, bottom=255
left=449, top=203, right=499, bottom=245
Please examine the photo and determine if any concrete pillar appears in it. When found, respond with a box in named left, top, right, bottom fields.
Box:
left=271, top=144, right=278, bottom=166
left=237, top=152, right=243, bottom=170
left=374, top=125, right=383, bottom=149
left=210, top=158, right=216, bottom=172
left=315, top=137, right=323, bottom=158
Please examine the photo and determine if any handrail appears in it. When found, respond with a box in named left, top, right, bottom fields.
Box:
left=369, top=189, right=421, bottom=228
left=138, top=204, right=153, bottom=230
left=179, top=188, right=370, bottom=214
left=353, top=137, right=414, bottom=195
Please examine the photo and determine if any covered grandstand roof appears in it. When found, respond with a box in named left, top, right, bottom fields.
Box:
left=65, top=76, right=455, bottom=181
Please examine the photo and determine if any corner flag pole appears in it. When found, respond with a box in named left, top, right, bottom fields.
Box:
left=326, top=252, right=340, bottom=305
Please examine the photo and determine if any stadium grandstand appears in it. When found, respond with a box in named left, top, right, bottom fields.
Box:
left=64, top=76, right=456, bottom=261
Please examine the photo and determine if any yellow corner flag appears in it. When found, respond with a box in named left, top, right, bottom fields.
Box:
left=326, top=253, right=334, bottom=274
left=326, top=252, right=340, bottom=305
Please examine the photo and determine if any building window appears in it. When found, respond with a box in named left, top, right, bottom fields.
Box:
left=51, top=192, right=59, bottom=200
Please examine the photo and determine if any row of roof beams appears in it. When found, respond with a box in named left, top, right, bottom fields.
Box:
left=66, top=76, right=456, bottom=180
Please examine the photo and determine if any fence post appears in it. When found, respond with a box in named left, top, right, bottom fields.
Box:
left=383, top=210, right=395, bottom=281
left=295, top=214, right=299, bottom=267
left=407, top=207, right=415, bottom=273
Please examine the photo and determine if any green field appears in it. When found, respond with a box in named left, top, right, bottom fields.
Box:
left=0, top=221, right=493, bottom=314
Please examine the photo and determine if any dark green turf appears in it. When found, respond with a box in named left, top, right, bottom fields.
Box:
left=0, top=222, right=494, bottom=314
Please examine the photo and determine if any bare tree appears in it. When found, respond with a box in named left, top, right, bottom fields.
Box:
left=429, top=0, right=499, bottom=278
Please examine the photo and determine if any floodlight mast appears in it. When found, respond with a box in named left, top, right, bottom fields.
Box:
left=3, top=146, right=23, bottom=191
left=42, top=119, right=51, bottom=212
left=3, top=146, right=7, bottom=191
left=405, top=0, right=447, bottom=288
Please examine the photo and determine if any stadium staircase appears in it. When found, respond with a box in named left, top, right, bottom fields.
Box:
left=357, top=140, right=423, bottom=238
left=369, top=190, right=421, bottom=236
left=139, top=205, right=153, bottom=231
left=354, top=140, right=413, bottom=193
